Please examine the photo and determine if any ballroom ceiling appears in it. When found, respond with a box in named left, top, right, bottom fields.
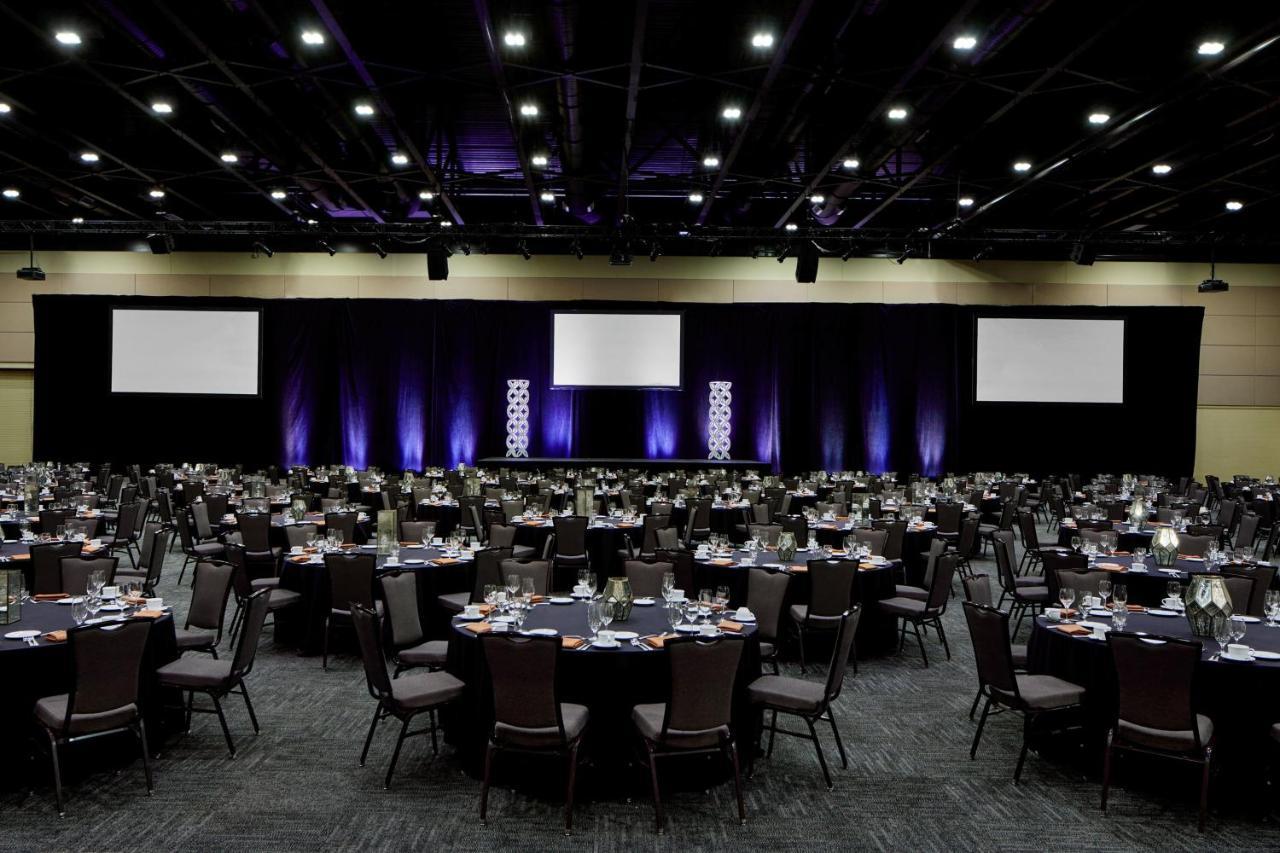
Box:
left=1, top=0, right=1279, bottom=260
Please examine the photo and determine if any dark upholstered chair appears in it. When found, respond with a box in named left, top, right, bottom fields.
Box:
left=878, top=553, right=958, bottom=667
left=631, top=636, right=745, bottom=833
left=748, top=567, right=791, bottom=674
left=964, top=601, right=1085, bottom=782
left=550, top=516, right=589, bottom=573
left=176, top=559, right=235, bottom=656
left=961, top=574, right=1026, bottom=718
left=749, top=607, right=860, bottom=788
left=400, top=520, right=436, bottom=543
left=35, top=618, right=155, bottom=815
left=30, top=541, right=83, bottom=595
left=498, top=558, right=551, bottom=596
left=480, top=634, right=587, bottom=834
left=1220, top=570, right=1263, bottom=617
left=438, top=547, right=513, bottom=613
left=486, top=523, right=536, bottom=558
left=1103, top=632, right=1214, bottom=831
left=175, top=511, right=224, bottom=585
left=1178, top=534, right=1213, bottom=557
left=853, top=528, right=888, bottom=556
left=380, top=570, right=447, bottom=674
left=58, top=556, right=118, bottom=595
left=896, top=539, right=945, bottom=602
left=226, top=544, right=302, bottom=644
left=624, top=559, right=673, bottom=598
left=156, top=589, right=270, bottom=757
left=790, top=559, right=856, bottom=673
left=353, top=603, right=464, bottom=789
left=323, top=552, right=378, bottom=670
left=324, top=512, right=358, bottom=544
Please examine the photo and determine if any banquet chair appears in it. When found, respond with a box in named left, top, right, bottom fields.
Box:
left=978, top=501, right=1017, bottom=556
left=283, top=523, right=318, bottom=550
left=1078, top=529, right=1107, bottom=548
left=1235, top=513, right=1260, bottom=552
left=550, top=516, right=589, bottom=574
left=897, top=539, right=946, bottom=602
left=748, top=523, right=782, bottom=546
left=39, top=508, right=71, bottom=535
left=226, top=544, right=303, bottom=645
left=994, top=531, right=1051, bottom=635
left=952, top=518, right=981, bottom=579
left=59, top=556, right=118, bottom=595
left=458, top=496, right=486, bottom=539
left=34, top=617, right=156, bottom=816
left=934, top=502, right=963, bottom=544
left=175, top=511, right=225, bottom=586
left=348, top=616, right=462, bottom=785
left=157, top=589, right=270, bottom=758
left=204, top=493, right=229, bottom=521
left=654, top=548, right=696, bottom=596
left=791, top=559, right=856, bottom=673
left=324, top=512, right=358, bottom=545
left=437, top=547, right=513, bottom=614
left=964, top=601, right=1085, bottom=782
left=1102, top=632, right=1213, bottom=831
left=107, top=501, right=143, bottom=567
left=30, top=541, right=83, bottom=595
left=64, top=517, right=99, bottom=540
left=684, top=498, right=713, bottom=545
left=778, top=514, right=808, bottom=545
left=852, top=528, right=888, bottom=556
left=487, top=523, right=536, bottom=558
left=1052, top=570, right=1113, bottom=601
left=637, top=639, right=747, bottom=828
left=499, top=558, right=551, bottom=596
left=874, top=520, right=906, bottom=562
left=962, top=574, right=1026, bottom=718
left=1218, top=572, right=1259, bottom=616
left=734, top=502, right=772, bottom=539
left=1156, top=508, right=1175, bottom=523
left=479, top=633, right=586, bottom=833
left=1017, top=510, right=1063, bottom=575
left=500, top=499, right=525, bottom=522
left=878, top=553, right=958, bottom=667
left=749, top=607, right=860, bottom=789
left=1226, top=564, right=1274, bottom=616
left=411, top=487, right=433, bottom=510
left=400, top=520, right=436, bottom=543
left=319, top=498, right=342, bottom=513
left=176, top=560, right=235, bottom=657
left=323, top=552, right=379, bottom=670
left=485, top=487, right=504, bottom=503
left=379, top=571, right=447, bottom=674
left=236, top=512, right=281, bottom=559
left=624, top=559, right=673, bottom=598
left=747, top=567, right=791, bottom=674
left=650, top=500, right=673, bottom=518
left=1177, top=534, right=1213, bottom=557
left=621, top=514, right=672, bottom=560
left=116, top=523, right=173, bottom=596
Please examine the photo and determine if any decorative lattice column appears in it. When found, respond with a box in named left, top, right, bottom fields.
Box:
left=707, top=380, right=732, bottom=460
left=504, top=379, right=530, bottom=458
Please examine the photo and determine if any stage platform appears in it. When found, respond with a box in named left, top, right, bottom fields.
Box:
left=478, top=457, right=766, bottom=471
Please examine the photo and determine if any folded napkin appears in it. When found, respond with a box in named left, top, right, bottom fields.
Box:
left=615, top=522, right=635, bottom=528
left=708, top=558, right=735, bottom=567
left=528, top=595, right=546, bottom=604
left=1179, top=555, right=1204, bottom=561
left=462, top=622, right=493, bottom=634
left=830, top=549, right=848, bottom=556
left=32, top=593, right=68, bottom=601
left=122, top=595, right=147, bottom=606
left=290, top=555, right=311, bottom=563
left=1125, top=604, right=1147, bottom=613
left=42, top=630, right=67, bottom=643
left=339, top=543, right=359, bottom=549
left=642, top=633, right=678, bottom=649
left=719, top=620, right=745, bottom=633
left=858, top=562, right=880, bottom=571
left=1113, top=551, right=1131, bottom=556
left=433, top=557, right=461, bottom=566
left=787, top=564, right=809, bottom=573
left=133, top=609, right=165, bottom=619
left=1055, top=624, right=1092, bottom=636
left=10, top=554, right=28, bottom=561
left=562, top=635, right=587, bottom=649
left=1055, top=608, right=1078, bottom=618
left=303, top=547, right=319, bottom=554
left=1097, top=562, right=1126, bottom=572
left=399, top=541, right=422, bottom=547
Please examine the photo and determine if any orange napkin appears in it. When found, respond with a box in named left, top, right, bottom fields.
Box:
left=529, top=594, right=546, bottom=604
left=616, top=522, right=635, bottom=528
left=1055, top=608, right=1078, bottom=618
left=719, top=620, right=745, bottom=633
left=11, top=553, right=28, bottom=561
left=290, top=555, right=311, bottom=563
left=1113, top=551, right=1131, bottom=556
left=340, top=543, right=358, bottom=549
left=33, top=593, right=68, bottom=601
left=433, top=557, right=461, bottom=566
left=42, top=630, right=67, bottom=642
left=830, top=549, right=848, bottom=556
left=642, top=633, right=678, bottom=649
left=1097, top=562, right=1125, bottom=572
left=708, top=558, right=734, bottom=567
left=1125, top=604, right=1147, bottom=613
left=462, top=622, right=493, bottom=634
left=858, top=562, right=880, bottom=571
left=788, top=564, right=809, bottom=573
left=122, top=595, right=147, bottom=606
left=562, top=635, right=587, bottom=649
left=303, top=547, right=318, bottom=554
left=1179, top=554, right=1204, bottom=560
left=399, top=541, right=423, bottom=547
left=1055, top=624, right=1092, bottom=636
left=133, top=609, right=165, bottom=619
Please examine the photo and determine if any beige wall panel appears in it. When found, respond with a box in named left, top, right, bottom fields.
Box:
left=1201, top=316, right=1256, bottom=346
left=1199, top=345, right=1256, bottom=376
left=1105, top=284, right=1184, bottom=306
left=954, top=282, right=1033, bottom=305
left=1182, top=286, right=1256, bottom=315
left=0, top=303, right=34, bottom=333
left=0, top=333, right=33, bottom=362
left=0, top=370, right=33, bottom=464
left=882, top=281, right=957, bottom=304
left=45, top=272, right=135, bottom=295
left=1196, top=406, right=1280, bottom=478
left=1256, top=346, right=1280, bottom=376
left=581, top=278, right=660, bottom=301
left=657, top=279, right=733, bottom=303
left=1033, top=282, right=1108, bottom=305
left=284, top=275, right=359, bottom=298
left=1257, top=316, right=1280, bottom=343
left=1254, top=286, right=1280, bottom=316
left=507, top=278, right=584, bottom=301
left=428, top=277, right=510, bottom=300
left=809, top=280, right=885, bottom=303
left=1197, top=375, right=1254, bottom=405
left=357, top=276, right=438, bottom=299
left=733, top=279, right=811, bottom=302
left=209, top=275, right=285, bottom=298
left=134, top=274, right=211, bottom=297
left=1255, top=377, right=1280, bottom=407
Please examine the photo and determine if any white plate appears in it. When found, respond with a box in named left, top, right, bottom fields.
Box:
left=1232, top=615, right=1261, bottom=624
left=732, top=614, right=757, bottom=623
left=382, top=561, right=402, bottom=568
left=99, top=604, right=124, bottom=612
left=612, top=631, right=639, bottom=641
left=55, top=597, right=85, bottom=605
left=1147, top=609, right=1178, bottom=617
left=549, top=596, right=574, bottom=605
left=1221, top=652, right=1255, bottom=662
left=591, top=639, right=620, bottom=649
left=454, top=613, right=485, bottom=621
left=1088, top=608, right=1113, bottom=617
left=632, top=597, right=655, bottom=606
left=491, top=615, right=514, bottom=624
left=4, top=630, right=39, bottom=639
left=403, top=559, right=425, bottom=565
left=1252, top=649, right=1280, bottom=660
left=524, top=628, right=558, bottom=637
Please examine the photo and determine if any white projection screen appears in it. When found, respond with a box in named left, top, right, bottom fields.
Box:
left=975, top=317, right=1125, bottom=403
left=111, top=308, right=261, bottom=395
left=552, top=312, right=682, bottom=388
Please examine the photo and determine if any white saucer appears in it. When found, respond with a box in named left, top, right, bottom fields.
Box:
left=591, top=639, right=620, bottom=649
left=383, top=561, right=402, bottom=568
left=1221, top=651, right=1255, bottom=662
left=4, top=630, right=39, bottom=639
left=1088, top=608, right=1113, bottom=617
left=1232, top=615, right=1261, bottom=623
left=55, top=597, right=85, bottom=605
left=454, top=613, right=485, bottom=621
left=1252, top=649, right=1280, bottom=660
left=570, top=592, right=592, bottom=600
left=732, top=614, right=757, bottom=623
left=403, top=559, right=425, bottom=565
left=675, top=624, right=703, bottom=633
left=1147, top=609, right=1178, bottom=617
left=632, top=597, right=655, bottom=606
left=99, top=604, right=124, bottom=612
left=524, top=628, right=558, bottom=637
left=613, top=631, right=639, bottom=641
left=549, top=596, right=574, bottom=605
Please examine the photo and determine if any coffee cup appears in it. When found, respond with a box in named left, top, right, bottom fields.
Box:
left=1092, top=625, right=1108, bottom=640
left=101, top=585, right=119, bottom=599
left=698, top=623, right=719, bottom=636
left=598, top=629, right=616, bottom=645
left=736, top=607, right=754, bottom=621
left=146, top=597, right=163, bottom=610
left=290, top=545, right=304, bottom=555
left=463, top=605, right=482, bottom=618
left=1162, top=597, right=1181, bottom=609
left=1226, top=643, right=1251, bottom=660
left=1045, top=607, right=1063, bottom=621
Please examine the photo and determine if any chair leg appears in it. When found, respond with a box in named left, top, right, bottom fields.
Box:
left=322, top=615, right=330, bottom=671
left=912, top=621, right=929, bottom=668
left=177, top=555, right=190, bottom=586
left=1199, top=746, right=1213, bottom=832
left=564, top=742, right=579, bottom=835
left=826, top=708, right=848, bottom=769
left=359, top=705, right=382, bottom=767
left=384, top=716, right=410, bottom=790
left=1014, top=713, right=1033, bottom=784
left=935, top=619, right=951, bottom=660
left=797, top=624, right=808, bottom=673
left=971, top=697, right=992, bottom=759
left=968, top=687, right=982, bottom=720
left=806, top=717, right=833, bottom=790
left=728, top=739, right=746, bottom=825
left=211, top=694, right=237, bottom=758
left=429, top=708, right=439, bottom=755
left=1101, top=729, right=1114, bottom=812
left=479, top=742, right=496, bottom=824
left=767, top=708, right=778, bottom=757
left=46, top=729, right=64, bottom=817
left=646, top=743, right=664, bottom=834
left=136, top=719, right=154, bottom=794
left=240, top=682, right=260, bottom=734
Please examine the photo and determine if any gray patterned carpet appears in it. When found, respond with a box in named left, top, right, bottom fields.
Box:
left=2, top=538, right=1278, bottom=852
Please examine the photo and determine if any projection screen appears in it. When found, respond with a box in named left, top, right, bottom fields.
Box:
left=975, top=317, right=1124, bottom=403
left=551, top=311, right=682, bottom=388
left=111, top=308, right=261, bottom=395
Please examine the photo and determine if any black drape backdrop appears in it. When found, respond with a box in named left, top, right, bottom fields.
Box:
left=32, top=295, right=1202, bottom=476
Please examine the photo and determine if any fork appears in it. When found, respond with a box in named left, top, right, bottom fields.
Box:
left=24, top=636, right=37, bottom=647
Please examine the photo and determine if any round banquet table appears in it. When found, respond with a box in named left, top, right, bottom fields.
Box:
left=0, top=602, right=180, bottom=790
left=443, top=599, right=762, bottom=779
left=218, top=510, right=371, bottom=548
left=692, top=549, right=901, bottom=657
left=1056, top=519, right=1157, bottom=553
left=1054, top=554, right=1274, bottom=607
left=1028, top=610, right=1280, bottom=792
left=808, top=519, right=938, bottom=582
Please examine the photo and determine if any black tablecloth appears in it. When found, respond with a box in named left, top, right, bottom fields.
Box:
left=1040, top=554, right=1273, bottom=607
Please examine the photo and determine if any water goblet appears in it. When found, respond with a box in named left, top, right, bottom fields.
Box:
left=1230, top=615, right=1247, bottom=647
left=666, top=601, right=683, bottom=631
left=1058, top=587, right=1075, bottom=612
left=587, top=600, right=603, bottom=639
left=1070, top=536, right=1082, bottom=552
left=505, top=573, right=520, bottom=600
left=1097, top=579, right=1112, bottom=611
left=661, top=572, right=675, bottom=600
left=1167, top=581, right=1183, bottom=606
left=1213, top=617, right=1233, bottom=660
left=86, top=594, right=101, bottom=622
left=521, top=577, right=536, bottom=602
left=599, top=600, right=615, bottom=632
left=1111, top=607, right=1128, bottom=631
left=1112, top=583, right=1128, bottom=612
left=72, top=598, right=88, bottom=626
left=716, top=585, right=730, bottom=608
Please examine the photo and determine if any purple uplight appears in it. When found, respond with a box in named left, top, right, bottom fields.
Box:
left=542, top=390, right=576, bottom=456
left=755, top=390, right=782, bottom=473
left=644, top=392, right=677, bottom=458
left=281, top=378, right=310, bottom=469
left=397, top=357, right=425, bottom=471
left=862, top=376, right=890, bottom=474
left=340, top=385, right=368, bottom=470
left=447, top=407, right=475, bottom=468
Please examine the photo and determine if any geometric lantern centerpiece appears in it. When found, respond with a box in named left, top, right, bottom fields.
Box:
left=1151, top=525, right=1180, bottom=567
left=0, top=567, right=21, bottom=625
left=505, top=379, right=530, bottom=458
left=707, top=380, right=732, bottom=461
left=1184, top=575, right=1233, bottom=637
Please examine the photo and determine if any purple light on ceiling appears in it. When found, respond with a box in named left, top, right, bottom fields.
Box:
left=98, top=1, right=166, bottom=58
left=269, top=40, right=289, bottom=60
left=324, top=208, right=381, bottom=219
left=644, top=391, right=677, bottom=458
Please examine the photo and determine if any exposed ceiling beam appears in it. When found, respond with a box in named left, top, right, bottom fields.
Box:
left=615, top=0, right=648, bottom=226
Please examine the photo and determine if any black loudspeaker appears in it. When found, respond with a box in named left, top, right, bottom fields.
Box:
left=794, top=241, right=818, bottom=283
left=427, top=249, right=449, bottom=281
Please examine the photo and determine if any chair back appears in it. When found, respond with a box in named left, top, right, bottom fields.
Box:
left=39, top=508, right=71, bottom=535
left=499, top=559, right=551, bottom=595
left=1108, top=632, right=1204, bottom=750
left=379, top=570, right=424, bottom=648
left=324, top=512, right=357, bottom=544
left=824, top=607, right=862, bottom=703
left=325, top=553, right=377, bottom=612
left=1054, top=570, right=1113, bottom=599
left=500, top=499, right=525, bottom=522
left=926, top=553, right=959, bottom=611
left=236, top=512, right=273, bottom=552
left=991, top=531, right=1019, bottom=593
left=660, top=637, right=742, bottom=745
left=188, top=560, right=235, bottom=634
left=65, top=517, right=99, bottom=539
left=1219, top=572, right=1257, bottom=615
left=230, top=589, right=271, bottom=678
left=156, top=490, right=174, bottom=524
left=284, top=523, right=318, bottom=549
left=64, top=618, right=151, bottom=726
left=31, top=541, right=83, bottom=595
left=654, top=548, right=696, bottom=594
left=471, top=547, right=514, bottom=601
left=750, top=503, right=771, bottom=524
left=400, top=520, right=436, bottom=543
left=481, top=634, right=566, bottom=742
left=805, top=559, right=856, bottom=618
left=962, top=573, right=994, bottom=607
left=962, top=602, right=1019, bottom=698
left=688, top=499, right=712, bottom=534
left=552, top=516, right=588, bottom=557
left=877, top=520, right=906, bottom=561
left=650, top=500, right=673, bottom=518
left=747, top=567, right=791, bottom=642
left=1234, top=514, right=1260, bottom=549
left=204, top=493, right=229, bottom=521
left=935, top=502, right=963, bottom=534
left=748, top=523, right=782, bottom=546
left=624, top=559, right=672, bottom=598
left=1017, top=511, right=1041, bottom=550
left=60, top=556, right=118, bottom=594
left=956, top=516, right=979, bottom=556
left=351, top=603, right=394, bottom=701
left=853, top=528, right=888, bottom=556
left=486, top=523, right=517, bottom=549
left=190, top=501, right=214, bottom=540
left=1177, top=534, right=1212, bottom=557
left=640, top=515, right=671, bottom=553
left=141, top=526, right=172, bottom=592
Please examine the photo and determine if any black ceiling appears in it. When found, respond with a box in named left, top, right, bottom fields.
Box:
left=1, top=0, right=1279, bottom=261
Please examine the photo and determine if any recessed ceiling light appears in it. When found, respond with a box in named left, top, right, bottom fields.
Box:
left=2, top=188, right=19, bottom=199
left=149, top=188, right=166, bottom=199
left=519, top=103, right=539, bottom=117
left=1198, top=40, right=1225, bottom=56
left=958, top=196, right=975, bottom=207
left=531, top=154, right=548, bottom=167
left=503, top=31, right=526, bottom=47
left=306, top=218, right=318, bottom=225
left=1013, top=160, right=1032, bottom=172
left=0, top=103, right=11, bottom=114
left=751, top=32, right=774, bottom=48
left=391, top=153, right=409, bottom=165
left=1225, top=200, right=1243, bottom=211
left=784, top=222, right=798, bottom=232
left=270, top=189, right=287, bottom=199
left=55, top=31, right=81, bottom=46
left=439, top=221, right=452, bottom=228
left=721, top=106, right=742, bottom=120
left=419, top=191, right=434, bottom=201
left=354, top=102, right=374, bottom=116
left=220, top=152, right=239, bottom=163
left=953, top=34, right=977, bottom=50
left=809, top=194, right=825, bottom=204
left=1151, top=163, right=1172, bottom=175
left=539, top=191, right=555, bottom=202
left=71, top=217, right=84, bottom=224
left=79, top=151, right=99, bottom=163
left=842, top=158, right=859, bottom=170
left=150, top=101, right=173, bottom=114
left=886, top=106, right=908, bottom=120
left=687, top=192, right=704, bottom=203
left=1087, top=112, right=1111, bottom=125
left=702, top=155, right=720, bottom=168
left=301, top=30, right=325, bottom=45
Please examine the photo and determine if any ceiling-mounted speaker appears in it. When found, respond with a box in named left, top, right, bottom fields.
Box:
left=427, top=248, right=449, bottom=281
left=794, top=241, right=818, bottom=283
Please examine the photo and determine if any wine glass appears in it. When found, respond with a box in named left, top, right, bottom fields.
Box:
left=1112, top=583, right=1128, bottom=612
left=599, top=600, right=614, bottom=632
left=1166, top=581, right=1183, bottom=610
left=1266, top=590, right=1280, bottom=627
left=716, top=585, right=731, bottom=609
left=587, top=600, right=603, bottom=639
left=1070, top=536, right=1082, bottom=552
left=505, top=573, right=520, bottom=601
left=512, top=601, right=527, bottom=632
left=661, top=572, right=675, bottom=599
left=1213, top=617, right=1233, bottom=659
left=85, top=594, right=101, bottom=623
left=72, top=598, right=88, bottom=626
left=1096, top=579, right=1112, bottom=611
left=1229, top=615, right=1247, bottom=648
left=521, top=577, right=536, bottom=603
left=666, top=601, right=683, bottom=631
left=1058, top=586, right=1076, bottom=612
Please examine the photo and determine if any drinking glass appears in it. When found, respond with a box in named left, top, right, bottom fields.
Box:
left=1111, top=607, right=1128, bottom=631
left=1058, top=587, right=1075, bottom=611
left=72, top=598, right=88, bottom=626
left=421, top=529, right=431, bottom=547
left=1097, top=579, right=1112, bottom=610
left=505, top=573, right=520, bottom=599
left=661, top=572, right=675, bottom=600
left=1112, top=583, right=1128, bottom=611
left=1267, top=590, right=1280, bottom=627
left=599, top=601, right=614, bottom=631
left=521, top=577, right=536, bottom=602
left=86, top=594, right=101, bottom=622
left=1070, top=536, right=1082, bottom=551
left=1213, top=617, right=1233, bottom=659
left=1230, top=615, right=1247, bottom=646
left=578, top=567, right=590, bottom=588
left=1167, top=581, right=1183, bottom=605
left=716, top=585, right=730, bottom=608
left=587, top=601, right=603, bottom=638
left=666, top=603, right=683, bottom=631
left=512, top=602, right=527, bottom=632
left=585, top=573, right=596, bottom=593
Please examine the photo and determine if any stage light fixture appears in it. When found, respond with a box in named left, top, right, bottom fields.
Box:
left=809, top=194, right=825, bottom=204
left=391, top=153, right=409, bottom=165
left=531, top=154, right=548, bottom=167
left=649, top=242, right=662, bottom=262
left=439, top=220, right=453, bottom=228
left=708, top=240, right=723, bottom=257
left=148, top=188, right=165, bottom=199
left=305, top=218, right=318, bottom=225
left=842, top=158, right=859, bottom=170
left=503, top=31, right=526, bottom=47
left=79, top=151, right=99, bottom=163
left=784, top=222, right=798, bottom=232
left=150, top=101, right=173, bottom=114
left=751, top=32, right=774, bottom=49
left=419, top=190, right=434, bottom=200
left=271, top=189, right=287, bottom=199
left=301, top=30, right=325, bottom=45
left=973, top=245, right=993, bottom=261
left=519, top=103, right=539, bottom=117
left=146, top=233, right=174, bottom=255
left=1070, top=242, right=1096, bottom=266
left=887, top=106, right=908, bottom=120
left=776, top=243, right=792, bottom=262
left=1013, top=160, right=1032, bottom=172
left=721, top=106, right=742, bottom=120
left=840, top=242, right=855, bottom=261
left=570, top=240, right=584, bottom=260
left=371, top=242, right=387, bottom=259
left=0, top=103, right=10, bottom=114
left=318, top=239, right=336, bottom=256
left=220, top=152, right=239, bottom=163
left=252, top=241, right=273, bottom=257
left=1225, top=200, right=1243, bottom=211
left=958, top=196, right=975, bottom=208
left=518, top=240, right=532, bottom=261
left=71, top=217, right=84, bottom=224
left=953, top=34, right=977, bottom=50
left=703, top=155, right=720, bottom=168
left=688, top=192, right=704, bottom=203
left=540, top=191, right=555, bottom=203
left=1198, top=40, right=1224, bottom=56
left=895, top=246, right=914, bottom=265
left=1087, top=112, right=1110, bottom=125
left=2, top=188, right=19, bottom=199
left=1152, top=163, right=1172, bottom=175
left=354, top=102, right=374, bottom=116
left=609, top=242, right=632, bottom=266
left=55, top=31, right=81, bottom=46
